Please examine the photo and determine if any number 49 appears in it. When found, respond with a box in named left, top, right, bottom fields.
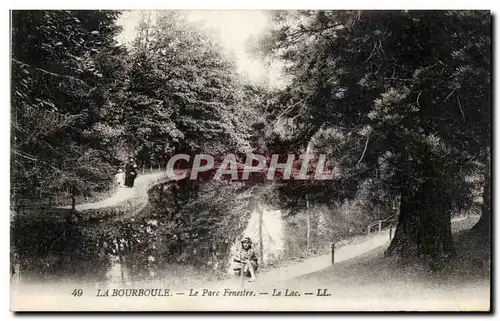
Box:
left=71, top=289, right=83, bottom=297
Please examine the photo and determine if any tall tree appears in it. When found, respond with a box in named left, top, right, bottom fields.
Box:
left=261, top=10, right=491, bottom=260
left=11, top=10, right=123, bottom=209
left=117, top=11, right=253, bottom=167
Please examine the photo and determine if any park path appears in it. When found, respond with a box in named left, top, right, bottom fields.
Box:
left=57, top=169, right=478, bottom=289
left=60, top=171, right=166, bottom=211
left=64, top=168, right=208, bottom=211
left=67, top=169, right=476, bottom=287
left=69, top=227, right=396, bottom=292
left=11, top=215, right=482, bottom=311
left=228, top=215, right=476, bottom=287
left=255, top=231, right=392, bottom=284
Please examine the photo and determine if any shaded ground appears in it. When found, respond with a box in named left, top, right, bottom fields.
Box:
left=11, top=216, right=489, bottom=311
left=249, top=216, right=490, bottom=311
left=248, top=216, right=480, bottom=284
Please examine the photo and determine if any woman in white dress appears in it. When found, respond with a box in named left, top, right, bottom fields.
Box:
left=115, top=168, right=125, bottom=188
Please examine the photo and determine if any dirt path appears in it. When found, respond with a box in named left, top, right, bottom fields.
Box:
left=255, top=230, right=392, bottom=284
left=59, top=171, right=480, bottom=286
left=61, top=168, right=204, bottom=211
left=228, top=215, right=480, bottom=288
left=59, top=171, right=165, bottom=211
left=81, top=215, right=481, bottom=291
left=270, top=215, right=488, bottom=311
left=11, top=216, right=486, bottom=311
left=52, top=173, right=485, bottom=308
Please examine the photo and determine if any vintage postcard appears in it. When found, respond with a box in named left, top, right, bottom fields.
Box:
left=10, top=9, right=491, bottom=311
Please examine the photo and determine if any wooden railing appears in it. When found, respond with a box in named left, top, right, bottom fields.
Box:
left=366, top=214, right=398, bottom=237
left=139, top=163, right=167, bottom=175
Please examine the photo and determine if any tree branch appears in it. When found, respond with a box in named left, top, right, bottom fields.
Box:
left=457, top=96, right=466, bottom=123
left=444, top=87, right=457, bottom=102
left=12, top=58, right=91, bottom=89
left=416, top=91, right=422, bottom=110
left=356, top=134, right=371, bottom=166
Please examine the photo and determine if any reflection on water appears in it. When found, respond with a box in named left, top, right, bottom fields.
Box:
left=104, top=255, right=136, bottom=286
left=12, top=214, right=217, bottom=287
left=12, top=181, right=266, bottom=287
left=12, top=192, right=238, bottom=286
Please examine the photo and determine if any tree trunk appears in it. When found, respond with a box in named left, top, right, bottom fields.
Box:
left=385, top=182, right=420, bottom=257
left=420, top=179, right=454, bottom=258
left=158, top=184, right=165, bottom=204
left=385, top=174, right=454, bottom=260
left=65, top=193, right=77, bottom=224
left=385, top=139, right=456, bottom=261
left=258, top=205, right=264, bottom=266
left=306, top=194, right=311, bottom=253
left=305, top=141, right=313, bottom=253
left=472, top=170, right=490, bottom=235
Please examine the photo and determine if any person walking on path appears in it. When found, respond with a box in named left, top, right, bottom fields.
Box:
left=115, top=168, right=125, bottom=188
left=124, top=157, right=138, bottom=188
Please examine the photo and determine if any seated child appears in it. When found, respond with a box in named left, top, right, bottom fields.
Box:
left=233, top=236, right=258, bottom=282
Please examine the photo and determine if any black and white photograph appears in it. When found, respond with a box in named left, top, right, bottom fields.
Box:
left=9, top=9, right=491, bottom=311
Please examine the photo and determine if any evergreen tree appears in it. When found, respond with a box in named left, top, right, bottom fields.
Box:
left=11, top=10, right=123, bottom=210
left=117, top=11, right=253, bottom=167
left=261, top=10, right=491, bottom=260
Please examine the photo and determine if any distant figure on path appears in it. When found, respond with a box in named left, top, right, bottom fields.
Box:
left=115, top=169, right=125, bottom=188
left=125, top=157, right=138, bottom=188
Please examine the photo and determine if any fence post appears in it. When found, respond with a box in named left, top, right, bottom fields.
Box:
left=389, top=225, right=393, bottom=240
left=367, top=226, right=370, bottom=236
left=331, top=243, right=335, bottom=264
left=142, top=167, right=145, bottom=175
left=150, top=164, right=152, bottom=173
left=378, top=221, right=382, bottom=234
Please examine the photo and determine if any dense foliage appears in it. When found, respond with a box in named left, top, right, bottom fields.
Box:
left=260, top=10, right=490, bottom=258
left=11, top=10, right=264, bottom=273
left=11, top=10, right=123, bottom=207
left=11, top=10, right=490, bottom=275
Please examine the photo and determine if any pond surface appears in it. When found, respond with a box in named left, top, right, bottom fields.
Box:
left=11, top=190, right=233, bottom=287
